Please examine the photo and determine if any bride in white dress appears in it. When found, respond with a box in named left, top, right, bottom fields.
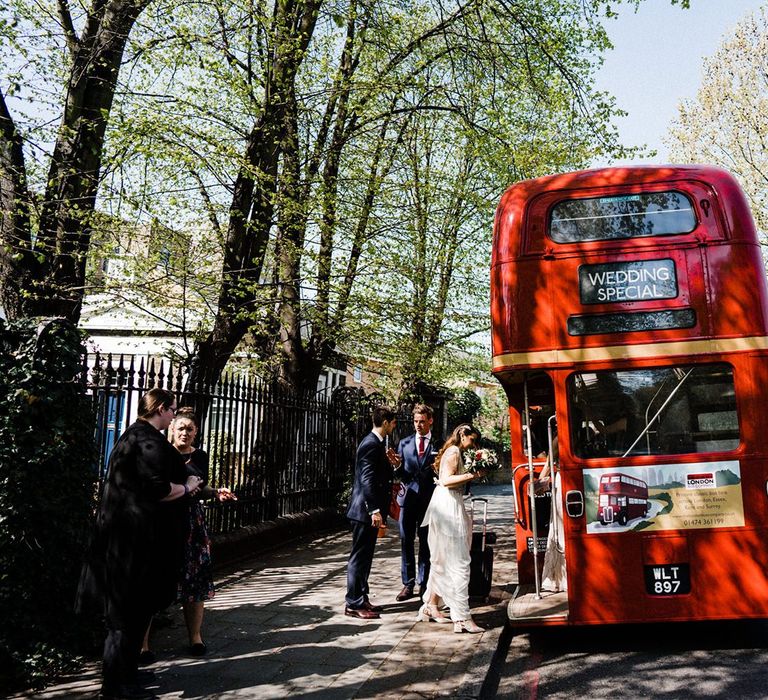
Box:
left=418, top=424, right=486, bottom=634
left=538, top=436, right=567, bottom=592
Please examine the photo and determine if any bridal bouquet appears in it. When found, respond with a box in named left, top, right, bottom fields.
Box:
left=464, top=447, right=500, bottom=474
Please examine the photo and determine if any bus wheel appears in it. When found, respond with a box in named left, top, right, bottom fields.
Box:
left=619, top=512, right=628, bottom=526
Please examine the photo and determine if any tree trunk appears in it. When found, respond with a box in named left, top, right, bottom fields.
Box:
left=0, top=88, right=36, bottom=318
left=187, top=0, right=323, bottom=388
left=0, top=0, right=152, bottom=322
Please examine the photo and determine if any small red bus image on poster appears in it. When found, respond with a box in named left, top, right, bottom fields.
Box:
left=596, top=471, right=649, bottom=526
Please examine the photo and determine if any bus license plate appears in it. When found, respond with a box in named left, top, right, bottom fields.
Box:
left=644, top=563, right=690, bottom=595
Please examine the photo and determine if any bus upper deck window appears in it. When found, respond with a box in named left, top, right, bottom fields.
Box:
left=549, top=191, right=697, bottom=243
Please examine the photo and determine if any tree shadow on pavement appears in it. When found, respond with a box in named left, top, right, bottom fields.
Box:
left=145, top=602, right=397, bottom=697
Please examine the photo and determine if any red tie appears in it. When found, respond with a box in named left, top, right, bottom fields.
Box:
left=418, top=436, right=426, bottom=457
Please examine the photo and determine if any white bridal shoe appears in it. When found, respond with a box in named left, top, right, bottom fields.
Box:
left=453, top=618, right=483, bottom=634
left=416, top=603, right=451, bottom=623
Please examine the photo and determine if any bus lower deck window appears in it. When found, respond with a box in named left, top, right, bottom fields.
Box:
left=567, top=364, right=739, bottom=458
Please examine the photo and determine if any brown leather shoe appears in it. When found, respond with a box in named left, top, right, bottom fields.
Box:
left=345, top=606, right=380, bottom=619
left=363, top=600, right=383, bottom=613
left=396, top=586, right=415, bottom=601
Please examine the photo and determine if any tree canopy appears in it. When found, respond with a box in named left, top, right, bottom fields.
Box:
left=667, top=7, right=768, bottom=236
left=1, top=0, right=658, bottom=393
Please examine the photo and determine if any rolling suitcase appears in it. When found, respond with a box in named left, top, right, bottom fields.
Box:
left=468, top=497, right=494, bottom=599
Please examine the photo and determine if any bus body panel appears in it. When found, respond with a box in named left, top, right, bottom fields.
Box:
left=564, top=527, right=768, bottom=624
left=494, top=165, right=768, bottom=626
left=508, top=354, right=768, bottom=625
left=492, top=166, right=768, bottom=367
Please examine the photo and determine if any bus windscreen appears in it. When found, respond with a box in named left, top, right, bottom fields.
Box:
left=550, top=191, right=697, bottom=243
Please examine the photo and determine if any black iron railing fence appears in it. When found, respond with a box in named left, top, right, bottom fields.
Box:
left=85, top=353, right=506, bottom=536
left=85, top=353, right=365, bottom=535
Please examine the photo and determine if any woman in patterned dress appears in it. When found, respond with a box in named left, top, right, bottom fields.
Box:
left=141, top=407, right=236, bottom=659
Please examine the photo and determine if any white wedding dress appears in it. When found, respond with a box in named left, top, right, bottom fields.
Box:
left=541, top=469, right=567, bottom=592
left=423, top=446, right=472, bottom=621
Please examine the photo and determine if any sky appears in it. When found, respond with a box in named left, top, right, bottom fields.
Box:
left=594, top=0, right=767, bottom=165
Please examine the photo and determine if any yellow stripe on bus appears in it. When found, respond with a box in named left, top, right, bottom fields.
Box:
left=491, top=336, right=768, bottom=370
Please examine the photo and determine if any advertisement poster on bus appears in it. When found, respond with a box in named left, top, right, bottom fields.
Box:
left=583, top=460, right=744, bottom=534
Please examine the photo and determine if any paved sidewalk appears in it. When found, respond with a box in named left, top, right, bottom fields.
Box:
left=21, top=484, right=516, bottom=699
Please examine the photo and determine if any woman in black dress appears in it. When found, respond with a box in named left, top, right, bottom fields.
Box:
left=140, top=407, right=235, bottom=659
left=80, top=389, right=202, bottom=700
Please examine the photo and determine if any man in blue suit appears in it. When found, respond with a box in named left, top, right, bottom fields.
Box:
left=345, top=405, right=398, bottom=619
left=393, top=404, right=439, bottom=601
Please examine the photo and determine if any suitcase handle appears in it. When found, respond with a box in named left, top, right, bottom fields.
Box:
left=470, top=497, right=488, bottom=550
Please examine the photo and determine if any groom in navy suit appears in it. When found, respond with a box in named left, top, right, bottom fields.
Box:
left=393, top=404, right=439, bottom=601
left=345, top=405, right=398, bottom=619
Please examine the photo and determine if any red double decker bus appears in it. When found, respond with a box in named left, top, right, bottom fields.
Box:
left=492, top=165, right=768, bottom=626
left=598, top=472, right=649, bottom=526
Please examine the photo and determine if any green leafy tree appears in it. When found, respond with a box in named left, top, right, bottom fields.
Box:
left=476, top=385, right=511, bottom=450
left=98, top=0, right=639, bottom=397
left=0, top=320, right=97, bottom=690
left=667, top=7, right=768, bottom=236
left=0, top=0, right=155, bottom=320
left=447, top=387, right=482, bottom=425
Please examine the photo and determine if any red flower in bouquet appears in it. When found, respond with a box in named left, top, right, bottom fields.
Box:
left=464, top=448, right=499, bottom=474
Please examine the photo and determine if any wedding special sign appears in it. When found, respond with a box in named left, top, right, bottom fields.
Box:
left=578, top=259, right=678, bottom=304
left=583, top=460, right=744, bottom=534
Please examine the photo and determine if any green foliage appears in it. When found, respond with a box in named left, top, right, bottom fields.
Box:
left=667, top=7, right=768, bottom=237
left=447, top=388, right=482, bottom=426
left=0, top=319, right=98, bottom=691
left=85, top=0, right=640, bottom=389
left=474, top=386, right=511, bottom=451
left=655, top=492, right=673, bottom=515
left=326, top=0, right=641, bottom=391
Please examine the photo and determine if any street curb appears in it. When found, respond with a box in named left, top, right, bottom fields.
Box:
left=455, top=583, right=514, bottom=699
left=480, top=620, right=514, bottom=698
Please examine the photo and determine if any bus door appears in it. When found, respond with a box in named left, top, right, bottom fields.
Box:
left=502, top=372, right=571, bottom=622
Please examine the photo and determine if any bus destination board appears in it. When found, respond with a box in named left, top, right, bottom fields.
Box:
left=579, top=259, right=678, bottom=305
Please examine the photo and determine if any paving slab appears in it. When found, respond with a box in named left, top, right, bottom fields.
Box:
left=16, top=484, right=516, bottom=699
